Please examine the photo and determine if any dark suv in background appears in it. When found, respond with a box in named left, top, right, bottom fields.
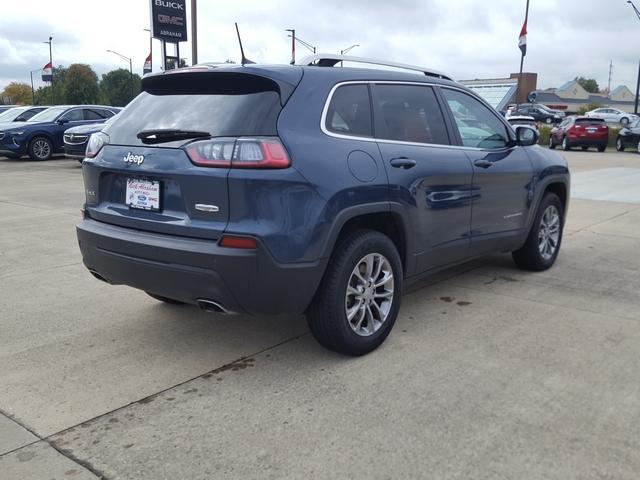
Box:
left=511, top=104, right=562, bottom=124
left=77, top=55, right=570, bottom=355
left=0, top=105, right=119, bottom=160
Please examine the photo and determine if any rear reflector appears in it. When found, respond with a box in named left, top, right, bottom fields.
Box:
left=185, top=137, right=290, bottom=169
left=219, top=235, right=257, bottom=249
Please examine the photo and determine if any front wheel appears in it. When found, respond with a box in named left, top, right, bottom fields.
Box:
left=616, top=137, right=625, bottom=152
left=621, top=117, right=630, bottom=126
left=307, top=230, right=402, bottom=356
left=512, top=193, right=564, bottom=271
left=28, top=136, right=53, bottom=161
left=545, top=117, right=553, bottom=124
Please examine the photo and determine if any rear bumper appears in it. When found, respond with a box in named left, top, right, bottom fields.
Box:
left=566, top=137, right=608, bottom=147
left=76, top=217, right=326, bottom=315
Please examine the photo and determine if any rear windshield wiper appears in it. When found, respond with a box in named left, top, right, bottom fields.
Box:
left=136, top=129, right=211, bottom=145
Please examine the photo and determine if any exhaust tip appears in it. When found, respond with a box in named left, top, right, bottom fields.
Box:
left=88, top=269, right=109, bottom=283
left=197, top=299, right=235, bottom=315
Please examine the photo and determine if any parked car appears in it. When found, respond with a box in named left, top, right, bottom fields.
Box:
left=511, top=104, right=562, bottom=124
left=0, top=106, right=49, bottom=125
left=0, top=105, right=18, bottom=114
left=64, top=122, right=109, bottom=162
left=549, top=116, right=608, bottom=151
left=0, top=105, right=119, bottom=160
left=77, top=55, right=569, bottom=356
left=585, top=107, right=637, bottom=125
left=615, top=118, right=640, bottom=153
left=507, top=115, right=539, bottom=133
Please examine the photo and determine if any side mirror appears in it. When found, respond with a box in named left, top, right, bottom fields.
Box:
left=57, top=118, right=69, bottom=125
left=516, top=126, right=539, bottom=147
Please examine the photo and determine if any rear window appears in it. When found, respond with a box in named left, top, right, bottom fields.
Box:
left=105, top=73, right=282, bottom=146
left=576, top=118, right=605, bottom=126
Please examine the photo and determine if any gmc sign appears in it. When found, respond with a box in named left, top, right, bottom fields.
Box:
left=150, top=0, right=187, bottom=42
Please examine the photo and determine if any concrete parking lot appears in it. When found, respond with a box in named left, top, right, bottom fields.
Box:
left=1, top=149, right=639, bottom=479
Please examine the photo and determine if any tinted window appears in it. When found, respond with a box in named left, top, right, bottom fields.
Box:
left=441, top=88, right=511, bottom=149
left=60, top=109, right=83, bottom=122
left=106, top=90, right=281, bottom=146
left=576, top=118, right=605, bottom=126
left=83, top=109, right=104, bottom=120
left=100, top=109, right=115, bottom=118
left=28, top=106, right=67, bottom=122
left=325, top=84, right=372, bottom=137
left=16, top=109, right=43, bottom=121
left=374, top=84, right=449, bottom=145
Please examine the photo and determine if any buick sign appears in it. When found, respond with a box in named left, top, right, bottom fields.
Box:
left=150, top=0, right=187, bottom=42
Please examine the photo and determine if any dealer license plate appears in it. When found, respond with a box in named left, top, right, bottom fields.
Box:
left=126, top=178, right=161, bottom=211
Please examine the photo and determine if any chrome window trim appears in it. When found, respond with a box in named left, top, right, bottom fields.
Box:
left=320, top=80, right=517, bottom=153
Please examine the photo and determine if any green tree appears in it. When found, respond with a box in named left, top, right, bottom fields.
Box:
left=575, top=76, right=600, bottom=94
left=99, top=68, right=141, bottom=106
left=576, top=102, right=603, bottom=115
left=1, top=82, right=32, bottom=104
left=63, top=64, right=99, bottom=104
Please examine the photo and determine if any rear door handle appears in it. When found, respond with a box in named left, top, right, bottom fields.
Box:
left=390, top=157, right=417, bottom=169
left=474, top=159, right=493, bottom=169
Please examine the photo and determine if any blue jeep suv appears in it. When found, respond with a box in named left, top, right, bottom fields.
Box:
left=0, top=105, right=118, bottom=160
left=76, top=55, right=570, bottom=355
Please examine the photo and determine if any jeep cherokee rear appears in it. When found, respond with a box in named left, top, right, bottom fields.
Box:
left=77, top=55, right=570, bottom=356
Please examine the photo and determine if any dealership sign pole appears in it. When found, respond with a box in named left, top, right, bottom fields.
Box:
left=149, top=0, right=188, bottom=70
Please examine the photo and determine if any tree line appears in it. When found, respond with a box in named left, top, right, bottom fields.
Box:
left=1, top=64, right=142, bottom=107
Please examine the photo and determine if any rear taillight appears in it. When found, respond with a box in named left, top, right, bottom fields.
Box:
left=185, top=137, right=290, bottom=169
left=85, top=132, right=109, bottom=158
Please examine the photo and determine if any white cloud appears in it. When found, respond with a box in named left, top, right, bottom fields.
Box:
left=1, top=0, right=639, bottom=93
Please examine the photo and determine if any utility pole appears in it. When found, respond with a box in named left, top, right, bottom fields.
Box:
left=191, top=0, right=198, bottom=65
left=286, top=29, right=295, bottom=64
left=629, top=1, right=640, bottom=114
left=608, top=59, right=613, bottom=94
left=515, top=0, right=530, bottom=109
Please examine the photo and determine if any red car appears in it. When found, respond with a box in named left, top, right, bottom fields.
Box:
left=549, top=116, right=608, bottom=152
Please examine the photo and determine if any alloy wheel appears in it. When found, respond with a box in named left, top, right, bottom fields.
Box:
left=344, top=253, right=394, bottom=337
left=33, top=139, right=51, bottom=160
left=538, top=205, right=560, bottom=261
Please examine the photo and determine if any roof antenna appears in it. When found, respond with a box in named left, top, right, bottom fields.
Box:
left=235, top=23, right=255, bottom=65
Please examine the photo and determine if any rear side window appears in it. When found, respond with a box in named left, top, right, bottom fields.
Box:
left=441, top=88, right=511, bottom=149
left=83, top=109, right=104, bottom=120
left=374, top=84, right=449, bottom=145
left=105, top=73, right=282, bottom=146
left=325, top=84, right=372, bottom=137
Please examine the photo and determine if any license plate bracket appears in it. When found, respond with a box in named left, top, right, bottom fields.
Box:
left=126, top=178, right=161, bottom=211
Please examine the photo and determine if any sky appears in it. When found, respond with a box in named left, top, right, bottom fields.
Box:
left=1, top=0, right=640, bottom=94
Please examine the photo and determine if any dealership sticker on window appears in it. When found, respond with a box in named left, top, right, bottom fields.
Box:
left=126, top=178, right=160, bottom=211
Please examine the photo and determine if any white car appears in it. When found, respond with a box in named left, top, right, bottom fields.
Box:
left=507, top=115, right=539, bottom=133
left=585, top=108, right=637, bottom=125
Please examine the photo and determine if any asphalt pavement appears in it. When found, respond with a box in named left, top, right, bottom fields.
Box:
left=1, top=149, right=639, bottom=479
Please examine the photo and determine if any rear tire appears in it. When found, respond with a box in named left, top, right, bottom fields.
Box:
left=581, top=146, right=589, bottom=151
left=562, top=136, right=571, bottom=151
left=621, top=117, right=630, bottom=126
left=637, top=140, right=640, bottom=154
left=545, top=117, right=553, bottom=124
left=146, top=292, right=186, bottom=305
left=307, top=230, right=402, bottom=356
left=597, top=145, right=606, bottom=152
left=512, top=193, right=564, bottom=271
left=549, top=136, right=556, bottom=149
left=28, top=136, right=53, bottom=161
left=616, top=137, right=625, bottom=152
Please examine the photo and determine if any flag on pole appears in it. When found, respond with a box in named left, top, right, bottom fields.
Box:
left=518, top=21, right=527, bottom=56
left=42, top=62, right=53, bottom=82
left=143, top=53, right=152, bottom=74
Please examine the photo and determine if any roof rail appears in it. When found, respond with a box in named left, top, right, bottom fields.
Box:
left=296, top=53, right=452, bottom=81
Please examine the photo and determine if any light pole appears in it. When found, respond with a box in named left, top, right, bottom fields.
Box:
left=628, top=0, right=640, bottom=114
left=340, top=44, right=359, bottom=67
left=286, top=33, right=316, bottom=64
left=191, top=0, right=198, bottom=65
left=29, top=68, right=42, bottom=105
left=285, top=29, right=296, bottom=64
left=107, top=49, right=134, bottom=100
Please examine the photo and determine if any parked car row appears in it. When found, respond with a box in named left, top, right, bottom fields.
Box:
left=585, top=107, right=637, bottom=126
left=0, top=105, right=120, bottom=160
